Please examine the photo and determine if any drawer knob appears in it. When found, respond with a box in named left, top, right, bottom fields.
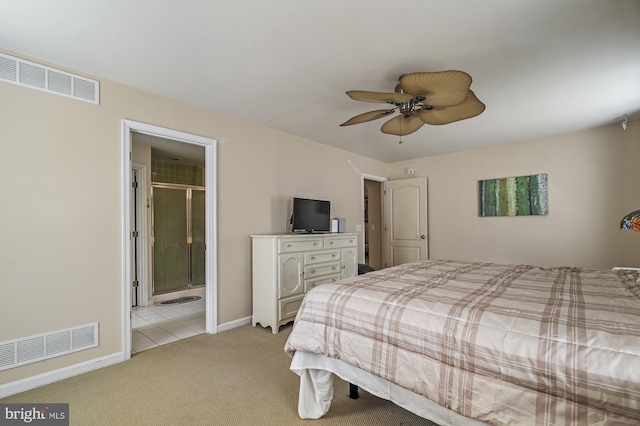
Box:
left=314, top=243, right=318, bottom=246
left=330, top=241, right=334, bottom=245
left=332, top=279, right=336, bottom=283
left=287, top=244, right=292, bottom=248
left=350, top=240, right=353, bottom=243
left=310, top=269, right=315, bottom=274
left=332, top=254, right=336, bottom=258
left=310, top=256, right=315, bottom=260
left=310, top=283, right=316, bottom=287
left=332, top=266, right=336, bottom=271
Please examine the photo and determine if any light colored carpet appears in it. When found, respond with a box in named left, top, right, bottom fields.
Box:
left=1, top=324, right=436, bottom=425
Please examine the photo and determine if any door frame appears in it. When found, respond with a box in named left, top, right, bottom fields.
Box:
left=131, top=163, right=149, bottom=306
left=121, top=119, right=218, bottom=360
left=151, top=182, right=206, bottom=294
left=361, top=173, right=387, bottom=265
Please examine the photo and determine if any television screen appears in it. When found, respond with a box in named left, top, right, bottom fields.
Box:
left=292, top=198, right=331, bottom=233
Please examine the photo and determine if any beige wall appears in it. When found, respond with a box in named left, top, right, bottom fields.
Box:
left=388, top=121, right=640, bottom=269
left=214, top=124, right=387, bottom=321
left=0, top=50, right=387, bottom=385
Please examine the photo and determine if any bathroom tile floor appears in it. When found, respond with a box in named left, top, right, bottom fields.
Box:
left=132, top=298, right=205, bottom=354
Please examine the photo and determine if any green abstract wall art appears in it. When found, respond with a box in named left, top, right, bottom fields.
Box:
left=479, top=173, right=548, bottom=217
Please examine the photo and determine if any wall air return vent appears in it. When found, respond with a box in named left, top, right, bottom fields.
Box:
left=0, top=323, right=99, bottom=371
left=0, top=52, right=99, bottom=104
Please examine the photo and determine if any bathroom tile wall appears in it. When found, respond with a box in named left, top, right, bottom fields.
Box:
left=152, top=160, right=204, bottom=186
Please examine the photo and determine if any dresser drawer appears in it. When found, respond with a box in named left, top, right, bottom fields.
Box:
left=279, top=294, right=305, bottom=321
left=304, top=262, right=340, bottom=278
left=304, top=250, right=340, bottom=265
left=279, top=238, right=323, bottom=253
left=325, top=236, right=357, bottom=249
left=305, top=273, right=341, bottom=292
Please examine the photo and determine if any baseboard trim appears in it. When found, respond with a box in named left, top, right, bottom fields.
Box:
left=0, top=352, right=124, bottom=399
left=217, top=316, right=252, bottom=333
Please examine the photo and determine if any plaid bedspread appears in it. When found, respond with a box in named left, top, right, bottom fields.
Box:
left=284, top=260, right=640, bottom=425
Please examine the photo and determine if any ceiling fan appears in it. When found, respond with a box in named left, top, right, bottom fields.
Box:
left=340, top=70, right=485, bottom=136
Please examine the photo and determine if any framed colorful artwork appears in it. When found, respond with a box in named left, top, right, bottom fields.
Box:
left=479, top=173, right=548, bottom=217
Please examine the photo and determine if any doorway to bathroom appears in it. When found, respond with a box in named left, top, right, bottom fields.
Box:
left=122, top=119, right=217, bottom=359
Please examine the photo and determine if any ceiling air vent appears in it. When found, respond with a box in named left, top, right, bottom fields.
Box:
left=0, top=52, right=99, bottom=104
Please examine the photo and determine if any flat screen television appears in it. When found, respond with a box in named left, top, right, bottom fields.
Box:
left=292, top=197, right=331, bottom=233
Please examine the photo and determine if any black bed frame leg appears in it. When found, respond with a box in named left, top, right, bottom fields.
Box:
left=349, top=383, right=359, bottom=399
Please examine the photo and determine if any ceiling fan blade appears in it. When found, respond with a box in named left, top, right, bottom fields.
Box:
left=400, top=71, right=472, bottom=107
left=346, top=90, right=414, bottom=104
left=380, top=114, right=425, bottom=136
left=416, top=90, right=486, bottom=125
left=340, top=109, right=396, bottom=126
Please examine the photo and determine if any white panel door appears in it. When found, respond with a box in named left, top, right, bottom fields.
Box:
left=384, top=177, right=428, bottom=267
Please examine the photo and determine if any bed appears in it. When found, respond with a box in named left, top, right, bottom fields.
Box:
left=284, top=259, right=640, bottom=425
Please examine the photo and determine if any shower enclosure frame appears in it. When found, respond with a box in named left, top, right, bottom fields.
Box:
left=151, top=182, right=206, bottom=295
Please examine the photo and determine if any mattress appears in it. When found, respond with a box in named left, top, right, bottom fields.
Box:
left=284, top=259, right=640, bottom=424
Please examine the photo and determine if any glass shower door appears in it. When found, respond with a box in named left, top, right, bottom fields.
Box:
left=152, top=185, right=206, bottom=294
left=152, top=186, right=189, bottom=293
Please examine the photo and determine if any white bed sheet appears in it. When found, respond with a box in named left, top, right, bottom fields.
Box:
left=290, top=351, right=486, bottom=425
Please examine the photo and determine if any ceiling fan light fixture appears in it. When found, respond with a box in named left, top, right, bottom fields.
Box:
left=341, top=70, right=484, bottom=137
left=399, top=100, right=415, bottom=116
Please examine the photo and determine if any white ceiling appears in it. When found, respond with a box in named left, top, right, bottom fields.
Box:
left=1, top=1, right=639, bottom=163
